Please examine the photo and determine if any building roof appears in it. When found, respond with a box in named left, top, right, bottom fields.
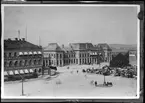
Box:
left=69, top=43, right=97, bottom=51
left=44, top=43, right=63, bottom=51
left=96, top=43, right=112, bottom=51
left=4, top=38, right=42, bottom=51
left=61, top=45, right=74, bottom=53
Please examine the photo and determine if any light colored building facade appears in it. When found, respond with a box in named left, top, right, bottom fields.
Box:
left=95, top=43, right=112, bottom=63
left=43, top=43, right=112, bottom=67
left=43, top=43, right=64, bottom=67
left=4, top=38, right=43, bottom=78
left=129, top=50, right=137, bottom=66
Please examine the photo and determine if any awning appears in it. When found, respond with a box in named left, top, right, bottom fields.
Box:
left=129, top=54, right=135, bottom=56
left=9, top=71, right=14, bottom=75
left=19, top=70, right=24, bottom=74
left=38, top=51, right=42, bottom=54
left=4, top=71, right=8, bottom=76
left=24, top=69, right=29, bottom=73
left=33, top=51, right=37, bottom=54
left=29, top=69, right=34, bottom=73
left=19, top=52, right=23, bottom=55
left=14, top=70, right=19, bottom=74
left=29, top=52, right=33, bottom=55
left=24, top=52, right=28, bottom=55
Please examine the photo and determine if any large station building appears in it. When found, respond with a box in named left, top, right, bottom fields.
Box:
left=43, top=43, right=112, bottom=67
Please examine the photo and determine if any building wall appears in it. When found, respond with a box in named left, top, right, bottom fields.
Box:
left=129, top=50, right=137, bottom=66
left=43, top=43, right=112, bottom=67
left=4, top=49, right=43, bottom=75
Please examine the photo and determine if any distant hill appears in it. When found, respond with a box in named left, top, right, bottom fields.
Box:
left=109, top=44, right=137, bottom=51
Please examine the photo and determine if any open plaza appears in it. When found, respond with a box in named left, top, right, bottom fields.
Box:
left=4, top=63, right=137, bottom=98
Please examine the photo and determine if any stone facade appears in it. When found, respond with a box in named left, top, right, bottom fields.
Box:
left=4, top=38, right=43, bottom=77
left=43, top=43, right=112, bottom=67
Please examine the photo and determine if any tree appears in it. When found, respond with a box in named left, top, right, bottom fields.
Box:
left=102, top=65, right=110, bottom=84
left=110, top=53, right=130, bottom=68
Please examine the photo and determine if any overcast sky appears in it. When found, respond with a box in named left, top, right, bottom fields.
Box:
left=3, top=5, right=139, bottom=47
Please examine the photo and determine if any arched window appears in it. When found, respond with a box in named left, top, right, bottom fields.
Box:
left=38, top=60, right=41, bottom=65
left=14, top=61, right=18, bottom=67
left=24, top=60, right=27, bottom=66
left=29, top=60, right=32, bottom=65
left=4, top=53, right=7, bottom=58
left=19, top=61, right=22, bottom=66
left=9, top=61, right=13, bottom=67
left=34, top=60, right=37, bottom=65
left=4, top=61, right=7, bottom=67
left=34, top=69, right=37, bottom=73
left=9, top=52, right=12, bottom=57
left=39, top=69, right=41, bottom=73
left=14, top=52, right=17, bottom=57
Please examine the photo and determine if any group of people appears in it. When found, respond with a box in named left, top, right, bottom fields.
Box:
left=90, top=80, right=98, bottom=86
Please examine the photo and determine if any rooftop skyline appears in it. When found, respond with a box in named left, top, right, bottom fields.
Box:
left=3, top=5, right=139, bottom=47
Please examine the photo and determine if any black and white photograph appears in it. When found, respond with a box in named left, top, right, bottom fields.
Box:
left=1, top=4, right=140, bottom=99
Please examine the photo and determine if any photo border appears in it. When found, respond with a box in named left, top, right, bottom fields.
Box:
left=1, top=1, right=144, bottom=102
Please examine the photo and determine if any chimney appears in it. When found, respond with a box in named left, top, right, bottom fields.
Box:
left=62, top=44, right=64, bottom=48
left=15, top=38, right=19, bottom=41
left=22, top=38, right=25, bottom=41
left=8, top=38, right=11, bottom=41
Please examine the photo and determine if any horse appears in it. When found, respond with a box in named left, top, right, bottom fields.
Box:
left=106, top=82, right=113, bottom=86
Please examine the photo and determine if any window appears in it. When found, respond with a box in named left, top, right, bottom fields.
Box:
left=25, top=60, right=28, bottom=66
left=54, top=54, right=56, bottom=58
left=9, top=61, right=13, bottom=67
left=4, top=53, right=6, bottom=57
left=14, top=52, right=17, bottom=57
left=4, top=61, right=7, bottom=67
left=19, top=61, right=23, bottom=66
left=29, top=60, right=32, bottom=65
left=9, top=52, right=12, bottom=57
left=34, top=60, right=37, bottom=65
left=39, top=60, right=41, bottom=65
left=14, top=61, right=18, bottom=67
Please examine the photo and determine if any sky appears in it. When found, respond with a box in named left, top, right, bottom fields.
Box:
left=3, top=5, right=139, bottom=47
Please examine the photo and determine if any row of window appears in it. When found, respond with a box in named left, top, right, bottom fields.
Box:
left=79, top=53, right=90, bottom=58
left=4, top=52, right=17, bottom=58
left=43, top=57, right=97, bottom=66
left=44, top=53, right=63, bottom=58
left=4, top=59, right=42, bottom=67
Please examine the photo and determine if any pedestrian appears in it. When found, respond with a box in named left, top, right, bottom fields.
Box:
left=95, top=81, right=97, bottom=86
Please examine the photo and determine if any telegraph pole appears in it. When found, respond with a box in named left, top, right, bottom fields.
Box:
left=18, top=30, right=20, bottom=40
left=25, top=26, right=27, bottom=41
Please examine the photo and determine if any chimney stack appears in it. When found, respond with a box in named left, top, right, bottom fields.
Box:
left=62, top=44, right=64, bottom=48
left=8, top=38, right=11, bottom=41
left=15, top=38, right=18, bottom=41
left=22, top=38, right=25, bottom=41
